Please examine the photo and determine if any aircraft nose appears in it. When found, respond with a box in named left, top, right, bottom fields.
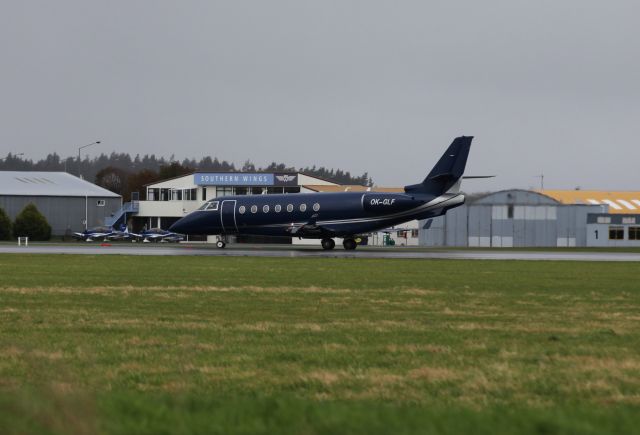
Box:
left=169, top=216, right=189, bottom=234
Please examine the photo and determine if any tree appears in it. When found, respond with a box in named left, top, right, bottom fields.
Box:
left=13, top=204, right=51, bottom=241
left=0, top=207, right=11, bottom=240
left=158, top=162, right=193, bottom=180
left=126, top=169, right=160, bottom=202
left=95, top=166, right=130, bottom=196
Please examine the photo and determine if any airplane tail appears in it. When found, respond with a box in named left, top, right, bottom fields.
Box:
left=404, top=136, right=473, bottom=196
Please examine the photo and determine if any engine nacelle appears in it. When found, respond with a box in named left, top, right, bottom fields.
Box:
left=362, top=193, right=422, bottom=214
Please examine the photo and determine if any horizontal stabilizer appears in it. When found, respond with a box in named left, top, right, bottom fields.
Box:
left=462, top=175, right=495, bottom=179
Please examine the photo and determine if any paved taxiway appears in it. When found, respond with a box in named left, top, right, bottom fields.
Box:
left=1, top=244, right=640, bottom=261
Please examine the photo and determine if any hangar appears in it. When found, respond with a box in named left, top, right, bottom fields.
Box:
left=0, top=171, right=122, bottom=237
left=420, top=189, right=640, bottom=247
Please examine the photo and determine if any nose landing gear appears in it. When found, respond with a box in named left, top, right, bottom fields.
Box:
left=216, top=240, right=226, bottom=249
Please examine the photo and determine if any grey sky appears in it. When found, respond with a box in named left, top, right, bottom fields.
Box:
left=1, top=1, right=638, bottom=191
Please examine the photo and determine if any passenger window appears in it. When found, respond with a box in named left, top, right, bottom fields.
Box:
left=313, top=203, right=320, bottom=212
left=300, top=204, right=307, bottom=212
left=275, top=204, right=282, bottom=212
left=263, top=205, right=269, bottom=213
left=287, top=204, right=293, bottom=212
left=251, top=205, right=257, bottom=213
left=238, top=205, right=246, bottom=214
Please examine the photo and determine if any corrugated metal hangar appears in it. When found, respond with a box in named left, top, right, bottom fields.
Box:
left=0, top=171, right=121, bottom=236
left=420, top=189, right=640, bottom=248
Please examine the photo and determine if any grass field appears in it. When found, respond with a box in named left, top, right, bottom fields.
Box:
left=1, top=254, right=639, bottom=434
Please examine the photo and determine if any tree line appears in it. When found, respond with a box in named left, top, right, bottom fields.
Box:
left=1, top=152, right=374, bottom=200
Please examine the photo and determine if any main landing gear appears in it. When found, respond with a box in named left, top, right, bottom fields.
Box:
left=216, top=236, right=227, bottom=249
left=321, top=238, right=335, bottom=250
left=320, top=238, right=358, bottom=250
left=343, top=238, right=357, bottom=251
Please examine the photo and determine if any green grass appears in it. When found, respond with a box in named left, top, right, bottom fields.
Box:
left=1, top=255, right=639, bottom=434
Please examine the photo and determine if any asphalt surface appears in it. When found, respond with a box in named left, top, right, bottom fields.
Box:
left=1, top=243, right=640, bottom=261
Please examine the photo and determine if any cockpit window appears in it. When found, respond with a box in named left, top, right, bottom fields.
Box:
left=199, top=201, right=219, bottom=211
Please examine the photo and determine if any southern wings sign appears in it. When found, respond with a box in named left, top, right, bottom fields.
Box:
left=194, top=173, right=297, bottom=186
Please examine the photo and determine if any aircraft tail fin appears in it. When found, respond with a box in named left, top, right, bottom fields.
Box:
left=404, top=136, right=473, bottom=196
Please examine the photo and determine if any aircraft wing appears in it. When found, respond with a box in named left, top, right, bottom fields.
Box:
left=286, top=215, right=335, bottom=237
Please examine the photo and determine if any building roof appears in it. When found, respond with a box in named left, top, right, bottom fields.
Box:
left=540, top=190, right=640, bottom=214
left=0, top=171, right=121, bottom=198
left=303, top=184, right=404, bottom=193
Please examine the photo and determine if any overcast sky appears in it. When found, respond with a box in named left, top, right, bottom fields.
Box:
left=1, top=1, right=638, bottom=191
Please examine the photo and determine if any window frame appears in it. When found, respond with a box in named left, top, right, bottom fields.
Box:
left=609, top=226, right=624, bottom=240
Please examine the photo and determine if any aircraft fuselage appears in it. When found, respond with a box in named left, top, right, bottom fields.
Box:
left=170, top=191, right=465, bottom=238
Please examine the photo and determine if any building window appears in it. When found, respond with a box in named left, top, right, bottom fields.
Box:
left=251, top=205, right=257, bottom=213
left=252, top=187, right=265, bottom=195
left=597, top=216, right=611, bottom=224
left=507, top=205, right=514, bottom=219
left=184, top=188, right=197, bottom=201
left=287, top=204, right=293, bottom=212
left=622, top=217, right=636, bottom=225
left=267, top=187, right=284, bottom=194
left=216, top=186, right=234, bottom=197
left=411, top=229, right=419, bottom=238
left=96, top=200, right=105, bottom=207
left=609, top=226, right=624, bottom=240
left=171, top=189, right=183, bottom=201
left=263, top=205, right=269, bottom=213
left=275, top=204, right=281, bottom=213
left=300, top=204, right=307, bottom=212
left=284, top=187, right=301, bottom=194
left=238, top=206, right=246, bottom=214
left=202, top=187, right=207, bottom=201
left=235, top=187, right=248, bottom=195
left=160, top=188, right=170, bottom=201
left=629, top=227, right=640, bottom=240
left=313, top=203, right=320, bottom=212
left=147, top=188, right=159, bottom=201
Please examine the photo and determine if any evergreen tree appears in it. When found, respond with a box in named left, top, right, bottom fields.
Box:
left=0, top=207, right=11, bottom=240
left=13, top=204, right=52, bottom=241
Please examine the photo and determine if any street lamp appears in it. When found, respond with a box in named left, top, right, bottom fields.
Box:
left=77, top=141, right=101, bottom=178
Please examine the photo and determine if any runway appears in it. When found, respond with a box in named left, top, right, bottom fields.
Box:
left=1, top=243, right=640, bottom=261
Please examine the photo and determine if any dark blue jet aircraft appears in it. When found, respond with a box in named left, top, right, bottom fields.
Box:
left=170, top=136, right=474, bottom=250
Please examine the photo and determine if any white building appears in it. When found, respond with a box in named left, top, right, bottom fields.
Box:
left=125, top=172, right=336, bottom=243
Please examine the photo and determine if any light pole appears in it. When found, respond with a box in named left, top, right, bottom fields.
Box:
left=77, top=141, right=100, bottom=178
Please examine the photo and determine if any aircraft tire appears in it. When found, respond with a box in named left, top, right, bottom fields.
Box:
left=216, top=240, right=226, bottom=249
left=343, top=238, right=357, bottom=250
left=321, top=238, right=335, bottom=250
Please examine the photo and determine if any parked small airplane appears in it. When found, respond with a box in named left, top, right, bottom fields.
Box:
left=170, top=136, right=474, bottom=250
left=133, top=228, right=185, bottom=243
left=74, top=226, right=135, bottom=242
